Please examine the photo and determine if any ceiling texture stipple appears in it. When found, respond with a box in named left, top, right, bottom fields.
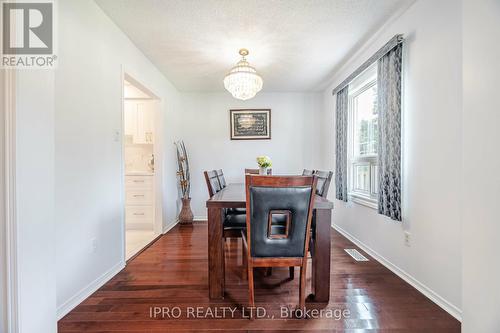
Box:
left=96, top=0, right=414, bottom=92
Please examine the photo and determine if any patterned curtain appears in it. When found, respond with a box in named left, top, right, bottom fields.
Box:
left=377, top=43, right=402, bottom=221
left=335, top=86, right=348, bottom=202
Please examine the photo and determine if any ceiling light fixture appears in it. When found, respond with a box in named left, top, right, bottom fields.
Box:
left=223, top=48, right=263, bottom=100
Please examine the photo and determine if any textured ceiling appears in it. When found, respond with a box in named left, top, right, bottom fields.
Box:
left=96, top=0, right=414, bottom=92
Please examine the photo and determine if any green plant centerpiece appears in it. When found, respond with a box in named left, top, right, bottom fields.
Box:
left=256, top=155, right=272, bottom=175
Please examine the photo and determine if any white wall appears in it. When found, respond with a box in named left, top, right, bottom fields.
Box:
left=15, top=70, right=57, bottom=332
left=462, top=0, right=500, bottom=331
left=319, top=0, right=462, bottom=318
left=180, top=92, right=322, bottom=217
left=0, top=70, right=8, bottom=333
left=54, top=0, right=182, bottom=318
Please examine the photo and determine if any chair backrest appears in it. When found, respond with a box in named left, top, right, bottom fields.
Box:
left=245, top=175, right=317, bottom=259
left=313, top=170, right=333, bottom=198
left=204, top=170, right=221, bottom=197
left=245, top=168, right=272, bottom=175
left=302, top=169, right=314, bottom=176
left=216, top=169, right=226, bottom=189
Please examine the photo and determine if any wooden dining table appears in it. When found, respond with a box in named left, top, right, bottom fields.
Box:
left=206, top=183, right=334, bottom=302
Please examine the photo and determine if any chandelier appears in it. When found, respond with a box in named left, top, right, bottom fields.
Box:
left=223, top=49, right=263, bottom=100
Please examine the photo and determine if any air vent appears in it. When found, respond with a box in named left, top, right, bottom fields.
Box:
left=344, top=249, right=369, bottom=261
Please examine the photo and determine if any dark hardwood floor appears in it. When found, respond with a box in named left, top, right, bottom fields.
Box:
left=58, top=222, right=460, bottom=332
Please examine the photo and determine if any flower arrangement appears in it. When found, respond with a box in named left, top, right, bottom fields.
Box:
left=256, top=155, right=272, bottom=168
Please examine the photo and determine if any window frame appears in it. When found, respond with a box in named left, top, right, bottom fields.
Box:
left=347, top=67, right=379, bottom=209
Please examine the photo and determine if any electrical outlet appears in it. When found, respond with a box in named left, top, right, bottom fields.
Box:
left=404, top=231, right=411, bottom=247
left=91, top=238, right=97, bottom=253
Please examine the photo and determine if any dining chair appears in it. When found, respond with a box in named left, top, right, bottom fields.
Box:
left=203, top=170, right=221, bottom=197
left=302, top=169, right=314, bottom=176
left=313, top=170, right=333, bottom=198
left=242, top=175, right=317, bottom=309
left=216, top=169, right=227, bottom=189
left=309, top=170, right=334, bottom=259
left=204, top=170, right=246, bottom=239
left=244, top=168, right=272, bottom=175
left=216, top=169, right=245, bottom=215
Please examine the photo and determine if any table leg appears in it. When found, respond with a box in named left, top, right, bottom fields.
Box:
left=312, top=208, right=331, bottom=302
left=208, top=207, right=224, bottom=299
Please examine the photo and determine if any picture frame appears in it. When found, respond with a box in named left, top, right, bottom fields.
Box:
left=229, top=109, right=271, bottom=140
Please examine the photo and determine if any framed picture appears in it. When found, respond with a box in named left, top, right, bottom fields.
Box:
left=230, top=109, right=271, bottom=140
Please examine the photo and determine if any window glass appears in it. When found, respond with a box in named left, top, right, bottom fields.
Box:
left=354, top=164, right=370, bottom=192
left=348, top=63, right=379, bottom=205
left=353, top=84, right=378, bottom=157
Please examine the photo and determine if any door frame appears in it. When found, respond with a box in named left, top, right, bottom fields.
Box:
left=120, top=68, right=164, bottom=262
left=1, top=69, right=19, bottom=333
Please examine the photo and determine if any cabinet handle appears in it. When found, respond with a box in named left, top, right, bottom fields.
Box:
left=133, top=180, right=144, bottom=183
left=133, top=213, right=145, bottom=216
left=133, top=194, right=145, bottom=197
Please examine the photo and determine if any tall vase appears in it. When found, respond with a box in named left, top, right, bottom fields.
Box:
left=179, top=197, right=194, bottom=225
left=259, top=167, right=268, bottom=175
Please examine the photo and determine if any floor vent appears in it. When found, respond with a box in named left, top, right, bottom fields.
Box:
left=344, top=249, right=369, bottom=261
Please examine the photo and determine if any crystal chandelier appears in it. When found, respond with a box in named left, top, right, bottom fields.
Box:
left=223, top=49, right=263, bottom=100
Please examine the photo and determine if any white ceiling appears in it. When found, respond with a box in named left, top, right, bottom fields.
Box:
left=96, top=0, right=414, bottom=92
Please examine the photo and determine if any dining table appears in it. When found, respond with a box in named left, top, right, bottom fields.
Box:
left=206, top=183, right=334, bottom=302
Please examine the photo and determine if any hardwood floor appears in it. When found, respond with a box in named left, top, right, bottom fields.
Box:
left=58, top=222, right=460, bottom=332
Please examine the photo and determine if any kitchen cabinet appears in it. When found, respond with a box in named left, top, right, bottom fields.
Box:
left=124, top=101, right=154, bottom=144
left=125, top=174, right=154, bottom=230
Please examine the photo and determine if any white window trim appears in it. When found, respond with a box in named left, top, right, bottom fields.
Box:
left=347, top=65, right=379, bottom=210
left=349, top=193, right=378, bottom=210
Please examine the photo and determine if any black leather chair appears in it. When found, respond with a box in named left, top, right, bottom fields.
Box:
left=242, top=175, right=317, bottom=309
left=204, top=170, right=246, bottom=238
left=302, top=169, right=314, bottom=176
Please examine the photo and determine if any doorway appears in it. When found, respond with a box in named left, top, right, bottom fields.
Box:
left=122, top=74, right=162, bottom=260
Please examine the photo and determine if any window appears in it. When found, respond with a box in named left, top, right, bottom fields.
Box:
left=348, top=64, right=378, bottom=208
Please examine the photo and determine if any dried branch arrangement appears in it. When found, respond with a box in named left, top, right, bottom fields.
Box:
left=175, top=140, right=190, bottom=199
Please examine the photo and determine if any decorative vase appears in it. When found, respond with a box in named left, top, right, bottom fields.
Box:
left=179, top=197, right=194, bottom=225
left=259, top=167, right=267, bottom=175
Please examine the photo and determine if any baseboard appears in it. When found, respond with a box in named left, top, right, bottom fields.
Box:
left=162, top=218, right=204, bottom=233
left=332, top=224, right=462, bottom=322
left=57, top=261, right=125, bottom=320
left=162, top=219, right=179, bottom=234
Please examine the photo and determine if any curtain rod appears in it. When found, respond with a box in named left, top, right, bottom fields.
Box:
left=331, top=34, right=404, bottom=95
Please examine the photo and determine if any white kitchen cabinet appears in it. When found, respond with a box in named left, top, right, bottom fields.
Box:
left=125, top=174, right=154, bottom=230
left=126, top=206, right=154, bottom=225
left=124, top=100, right=154, bottom=144
left=136, top=103, right=154, bottom=144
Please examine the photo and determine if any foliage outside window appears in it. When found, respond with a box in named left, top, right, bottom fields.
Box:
left=347, top=64, right=378, bottom=208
